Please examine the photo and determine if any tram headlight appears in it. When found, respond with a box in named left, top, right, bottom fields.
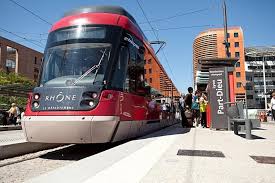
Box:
left=33, top=101, right=39, bottom=108
left=89, top=101, right=94, bottom=107
left=34, top=93, right=40, bottom=100
left=92, top=93, right=98, bottom=99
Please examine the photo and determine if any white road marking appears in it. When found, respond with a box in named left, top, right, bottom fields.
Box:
left=84, top=134, right=178, bottom=183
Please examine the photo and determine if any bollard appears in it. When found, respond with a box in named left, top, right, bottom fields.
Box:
left=245, top=119, right=252, bottom=139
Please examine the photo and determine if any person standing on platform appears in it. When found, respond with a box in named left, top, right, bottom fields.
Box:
left=199, top=93, right=208, bottom=128
left=184, top=87, right=194, bottom=127
left=179, top=93, right=187, bottom=127
left=192, top=90, right=201, bottom=127
left=7, top=103, right=18, bottom=125
left=270, top=92, right=275, bottom=121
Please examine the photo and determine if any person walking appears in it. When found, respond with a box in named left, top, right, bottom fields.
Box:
left=7, top=103, right=18, bottom=125
left=199, top=93, right=208, bottom=128
left=192, top=90, right=201, bottom=127
left=271, top=92, right=275, bottom=121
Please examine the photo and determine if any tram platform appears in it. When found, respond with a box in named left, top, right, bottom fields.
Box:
left=0, top=130, right=61, bottom=160
left=28, top=122, right=275, bottom=183
left=0, top=130, right=25, bottom=146
left=0, top=125, right=22, bottom=131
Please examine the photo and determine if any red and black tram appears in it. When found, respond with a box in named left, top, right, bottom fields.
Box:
left=22, top=6, right=176, bottom=143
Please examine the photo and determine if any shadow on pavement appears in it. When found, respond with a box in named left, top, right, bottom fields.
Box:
left=253, top=128, right=267, bottom=131
left=40, top=140, right=128, bottom=161
left=138, top=124, right=191, bottom=140
left=238, top=134, right=266, bottom=140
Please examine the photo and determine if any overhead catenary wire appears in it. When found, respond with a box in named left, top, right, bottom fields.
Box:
left=138, top=7, right=212, bottom=25
left=143, top=24, right=215, bottom=32
left=136, top=0, right=177, bottom=84
left=8, top=0, right=52, bottom=26
left=0, top=27, right=45, bottom=48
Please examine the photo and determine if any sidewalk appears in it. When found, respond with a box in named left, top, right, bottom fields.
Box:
left=141, top=124, right=275, bottom=183
left=28, top=123, right=275, bottom=183
left=0, top=130, right=25, bottom=145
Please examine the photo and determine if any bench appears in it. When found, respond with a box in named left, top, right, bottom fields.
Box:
left=225, top=102, right=252, bottom=139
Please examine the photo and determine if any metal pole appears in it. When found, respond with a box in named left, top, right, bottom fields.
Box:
left=223, top=0, right=230, bottom=58
left=262, top=56, right=267, bottom=110
left=244, top=86, right=248, bottom=119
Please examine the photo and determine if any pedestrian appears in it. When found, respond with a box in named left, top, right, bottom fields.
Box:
left=170, top=101, right=176, bottom=119
left=270, top=92, right=275, bottom=121
left=7, top=103, right=18, bottom=125
left=192, top=90, right=201, bottom=127
left=184, top=87, right=194, bottom=127
left=161, top=100, right=168, bottom=119
left=199, top=93, right=208, bottom=128
left=179, top=93, right=188, bottom=127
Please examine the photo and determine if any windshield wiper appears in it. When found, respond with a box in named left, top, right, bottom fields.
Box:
left=73, top=49, right=107, bottom=85
left=93, top=49, right=109, bottom=85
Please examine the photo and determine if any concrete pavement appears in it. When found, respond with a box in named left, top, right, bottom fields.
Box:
left=0, top=130, right=62, bottom=160
left=27, top=123, right=275, bottom=183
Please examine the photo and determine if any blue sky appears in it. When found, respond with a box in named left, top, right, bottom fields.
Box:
left=0, top=0, right=274, bottom=93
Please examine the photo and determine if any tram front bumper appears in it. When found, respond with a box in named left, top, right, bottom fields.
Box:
left=22, top=115, right=119, bottom=144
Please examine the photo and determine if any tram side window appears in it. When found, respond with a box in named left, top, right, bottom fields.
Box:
left=127, top=44, right=137, bottom=93
left=135, top=52, right=146, bottom=95
left=111, top=46, right=129, bottom=90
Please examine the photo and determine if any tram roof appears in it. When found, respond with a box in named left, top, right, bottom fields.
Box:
left=64, top=6, right=138, bottom=26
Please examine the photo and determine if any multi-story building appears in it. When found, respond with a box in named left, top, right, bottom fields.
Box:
left=193, top=27, right=246, bottom=101
left=144, top=50, right=180, bottom=97
left=0, top=36, right=43, bottom=81
left=245, top=47, right=275, bottom=109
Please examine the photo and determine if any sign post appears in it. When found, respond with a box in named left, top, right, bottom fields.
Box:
left=209, top=67, right=230, bottom=129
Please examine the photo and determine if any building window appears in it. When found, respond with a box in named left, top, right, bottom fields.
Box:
left=237, top=82, right=242, bottom=88
left=235, top=52, right=240, bottom=58
left=34, top=57, right=37, bottom=64
left=144, top=60, right=146, bottom=64
left=236, top=62, right=240, bottom=67
left=148, top=59, right=152, bottom=64
left=234, top=42, right=239, bottom=47
left=144, top=69, right=146, bottom=74
left=227, top=33, right=230, bottom=38
left=6, top=46, right=17, bottom=69
left=145, top=78, right=147, bottom=82
left=234, top=32, right=239, bottom=37
left=228, top=52, right=231, bottom=57
left=236, top=72, right=241, bottom=77
left=149, top=78, right=152, bottom=83
left=247, top=95, right=253, bottom=99
left=149, top=68, right=152, bottom=74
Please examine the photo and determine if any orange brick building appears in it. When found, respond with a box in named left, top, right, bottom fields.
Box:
left=193, top=27, right=246, bottom=100
left=144, top=47, right=180, bottom=97
left=0, top=36, right=43, bottom=81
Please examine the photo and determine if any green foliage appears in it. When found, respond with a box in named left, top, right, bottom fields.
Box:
left=0, top=96, right=27, bottom=109
left=0, top=70, right=35, bottom=86
left=0, top=70, right=34, bottom=109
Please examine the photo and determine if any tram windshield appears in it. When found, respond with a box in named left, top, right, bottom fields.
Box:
left=40, top=26, right=112, bottom=87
